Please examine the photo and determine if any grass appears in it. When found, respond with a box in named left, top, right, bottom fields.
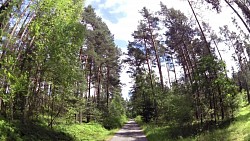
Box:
left=0, top=119, right=74, bottom=141
left=195, top=105, right=250, bottom=141
left=136, top=105, right=250, bottom=141
left=56, top=122, right=118, bottom=141
left=0, top=119, right=118, bottom=141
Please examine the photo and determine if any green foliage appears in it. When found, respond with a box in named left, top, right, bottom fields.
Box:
left=56, top=122, right=117, bottom=141
left=0, top=0, right=86, bottom=124
left=139, top=105, right=250, bottom=141
left=161, top=85, right=193, bottom=126
left=194, top=105, right=250, bottom=141
left=127, top=4, right=246, bottom=141
left=0, top=120, right=21, bottom=141
left=0, top=1, right=126, bottom=141
left=0, top=118, right=117, bottom=141
left=103, top=95, right=127, bottom=129
left=127, top=72, right=159, bottom=123
left=134, top=115, right=143, bottom=125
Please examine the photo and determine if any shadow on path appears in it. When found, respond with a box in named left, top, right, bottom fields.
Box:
left=110, top=120, right=148, bottom=141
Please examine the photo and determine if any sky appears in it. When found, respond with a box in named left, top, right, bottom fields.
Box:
left=84, top=0, right=242, bottom=99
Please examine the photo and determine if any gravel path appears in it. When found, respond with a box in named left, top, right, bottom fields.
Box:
left=109, top=120, right=148, bottom=141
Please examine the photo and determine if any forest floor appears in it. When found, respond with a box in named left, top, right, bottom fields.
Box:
left=136, top=105, right=250, bottom=141
left=109, top=119, right=148, bottom=141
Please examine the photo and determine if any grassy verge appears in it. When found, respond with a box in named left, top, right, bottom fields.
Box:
left=135, top=105, right=250, bottom=141
left=0, top=119, right=119, bottom=141
left=56, top=122, right=118, bottom=141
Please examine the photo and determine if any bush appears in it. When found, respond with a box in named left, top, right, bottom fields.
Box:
left=162, top=91, right=193, bottom=126
left=0, top=120, right=21, bottom=141
left=102, top=95, right=127, bottom=129
left=134, top=115, right=143, bottom=125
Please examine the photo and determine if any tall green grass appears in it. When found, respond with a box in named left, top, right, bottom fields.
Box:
left=56, top=122, right=118, bottom=141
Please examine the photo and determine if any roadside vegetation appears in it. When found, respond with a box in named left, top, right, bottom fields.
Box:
left=1, top=0, right=250, bottom=140
left=135, top=104, right=250, bottom=141
left=127, top=1, right=250, bottom=141
left=0, top=0, right=126, bottom=140
left=0, top=118, right=121, bottom=141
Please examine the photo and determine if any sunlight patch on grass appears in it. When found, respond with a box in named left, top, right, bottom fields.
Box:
left=56, top=122, right=118, bottom=141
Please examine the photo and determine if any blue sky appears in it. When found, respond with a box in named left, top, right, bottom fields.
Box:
left=89, top=0, right=127, bottom=24
left=84, top=0, right=189, bottom=51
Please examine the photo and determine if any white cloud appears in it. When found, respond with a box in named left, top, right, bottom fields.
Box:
left=88, top=0, right=236, bottom=45
left=99, top=0, right=126, bottom=9
left=85, top=0, right=101, bottom=6
left=98, top=0, right=189, bottom=42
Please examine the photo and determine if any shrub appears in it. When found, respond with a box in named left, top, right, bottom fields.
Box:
left=0, top=120, right=21, bottom=141
left=134, top=115, right=143, bottom=125
left=102, top=95, right=127, bottom=129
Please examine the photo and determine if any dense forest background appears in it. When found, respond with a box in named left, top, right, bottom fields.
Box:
left=126, top=0, right=250, bottom=140
left=1, top=0, right=250, bottom=140
left=0, top=0, right=126, bottom=140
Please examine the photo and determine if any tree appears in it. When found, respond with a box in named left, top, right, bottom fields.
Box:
left=139, top=7, right=164, bottom=89
left=0, top=0, right=86, bottom=126
left=82, top=5, right=123, bottom=123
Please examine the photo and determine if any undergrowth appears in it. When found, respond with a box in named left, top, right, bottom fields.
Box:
left=135, top=105, right=250, bottom=141
left=0, top=119, right=118, bottom=141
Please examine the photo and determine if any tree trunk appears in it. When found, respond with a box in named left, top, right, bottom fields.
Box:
left=213, top=40, right=228, bottom=78
left=97, top=65, right=102, bottom=108
left=170, top=53, right=178, bottom=83
left=87, top=59, right=92, bottom=123
left=146, top=20, right=164, bottom=89
left=0, top=97, right=2, bottom=115
left=106, top=66, right=110, bottom=107
left=224, top=0, right=250, bottom=33
left=4, top=1, right=31, bottom=52
left=182, top=41, right=194, bottom=83
left=16, top=12, right=36, bottom=59
left=234, top=0, right=250, bottom=23
left=143, top=38, right=154, bottom=91
left=166, top=61, right=171, bottom=87
left=188, top=0, right=211, bottom=55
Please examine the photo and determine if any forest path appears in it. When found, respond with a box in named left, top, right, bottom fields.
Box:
left=109, top=120, right=148, bottom=141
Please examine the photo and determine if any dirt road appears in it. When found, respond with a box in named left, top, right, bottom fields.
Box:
left=109, top=120, right=148, bottom=141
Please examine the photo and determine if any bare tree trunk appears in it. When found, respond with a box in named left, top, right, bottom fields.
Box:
left=188, top=0, right=211, bottom=54
left=212, top=88, right=217, bottom=123
left=213, top=40, right=228, bottom=78
left=86, top=59, right=92, bottom=123
left=182, top=42, right=194, bottom=83
left=146, top=19, right=164, bottom=89
left=16, top=12, right=36, bottom=60
left=166, top=61, right=171, bottom=87
left=4, top=1, right=31, bottom=51
left=0, top=97, right=1, bottom=112
left=97, top=65, right=102, bottom=108
left=143, top=38, right=154, bottom=91
left=224, top=0, right=250, bottom=33
left=106, top=66, right=110, bottom=107
left=170, top=53, right=178, bottom=83
left=217, top=85, right=224, bottom=120
left=234, top=0, right=250, bottom=23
